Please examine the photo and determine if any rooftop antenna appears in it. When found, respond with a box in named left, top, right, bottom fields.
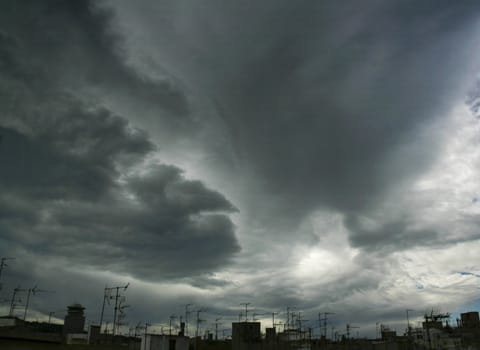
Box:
left=134, top=322, right=143, bottom=337
left=99, top=283, right=129, bottom=335
left=320, top=312, right=335, bottom=338
left=240, top=303, right=250, bottom=322
left=424, top=310, right=450, bottom=350
left=215, top=318, right=222, bottom=340
left=144, top=322, right=151, bottom=350
left=23, top=285, right=55, bottom=321
left=185, top=303, right=193, bottom=337
left=0, top=257, right=15, bottom=291
left=346, top=324, right=359, bottom=339
left=169, top=315, right=176, bottom=336
left=9, top=286, right=27, bottom=317
left=196, top=309, right=205, bottom=338
left=271, top=312, right=278, bottom=328
left=297, top=313, right=309, bottom=332
left=113, top=283, right=129, bottom=336
left=287, top=306, right=296, bottom=330
left=116, top=296, right=130, bottom=335
left=406, top=309, right=414, bottom=337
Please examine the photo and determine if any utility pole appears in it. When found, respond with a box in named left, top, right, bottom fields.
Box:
left=240, top=303, right=250, bottom=322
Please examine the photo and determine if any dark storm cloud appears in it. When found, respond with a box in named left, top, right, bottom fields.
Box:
left=122, top=0, right=480, bottom=238
left=1, top=0, right=480, bottom=330
left=219, top=1, right=479, bottom=213
left=1, top=106, right=151, bottom=200
left=128, top=165, right=237, bottom=215
left=0, top=0, right=189, bottom=121
left=0, top=0, right=239, bottom=281
left=0, top=116, right=239, bottom=279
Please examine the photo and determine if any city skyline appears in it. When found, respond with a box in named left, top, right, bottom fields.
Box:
left=1, top=0, right=480, bottom=339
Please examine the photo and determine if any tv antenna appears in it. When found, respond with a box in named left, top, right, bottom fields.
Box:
left=0, top=257, right=14, bottom=291
left=185, top=304, right=193, bottom=337
left=23, top=285, right=55, bottom=321
left=214, top=318, right=222, bottom=340
left=240, top=303, right=250, bottom=322
left=99, top=283, right=129, bottom=335
left=9, top=286, right=26, bottom=317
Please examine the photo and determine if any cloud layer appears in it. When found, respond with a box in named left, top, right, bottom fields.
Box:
left=0, top=1, right=239, bottom=285
left=1, top=0, right=480, bottom=336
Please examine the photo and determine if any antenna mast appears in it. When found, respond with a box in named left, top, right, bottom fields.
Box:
left=0, top=257, right=14, bottom=291
left=240, top=303, right=250, bottom=322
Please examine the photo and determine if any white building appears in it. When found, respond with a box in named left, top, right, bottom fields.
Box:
left=141, top=334, right=189, bottom=350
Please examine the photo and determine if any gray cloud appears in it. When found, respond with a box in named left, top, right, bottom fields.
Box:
left=111, top=0, right=480, bottom=235
left=344, top=215, right=439, bottom=252
left=0, top=114, right=239, bottom=280
left=1, top=107, right=151, bottom=200
left=0, top=0, right=239, bottom=283
left=0, top=0, right=192, bottom=137
left=1, top=0, right=480, bottom=334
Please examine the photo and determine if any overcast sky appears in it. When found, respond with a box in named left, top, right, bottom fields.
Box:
left=1, top=0, right=480, bottom=338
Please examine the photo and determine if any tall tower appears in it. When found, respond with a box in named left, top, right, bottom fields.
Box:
left=64, top=303, right=86, bottom=335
